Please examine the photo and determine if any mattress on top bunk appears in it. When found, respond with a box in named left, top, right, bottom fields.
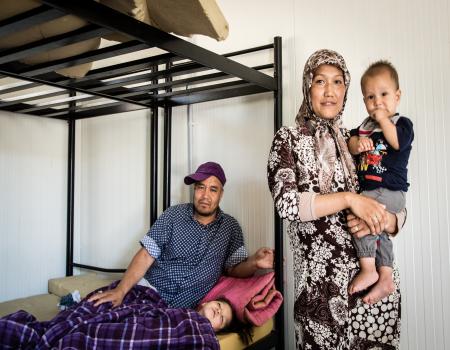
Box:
left=0, top=0, right=101, bottom=78
left=0, top=273, right=274, bottom=349
left=0, top=0, right=229, bottom=78
left=102, top=0, right=229, bottom=42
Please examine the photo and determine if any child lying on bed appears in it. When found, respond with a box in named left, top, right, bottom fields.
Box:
left=197, top=298, right=254, bottom=345
left=0, top=281, right=254, bottom=349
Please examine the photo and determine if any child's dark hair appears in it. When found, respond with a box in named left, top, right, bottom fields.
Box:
left=361, top=60, right=399, bottom=91
left=221, top=315, right=254, bottom=345
left=217, top=298, right=254, bottom=345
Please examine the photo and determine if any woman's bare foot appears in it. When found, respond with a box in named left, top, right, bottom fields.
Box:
left=362, top=266, right=395, bottom=304
left=349, top=269, right=379, bottom=294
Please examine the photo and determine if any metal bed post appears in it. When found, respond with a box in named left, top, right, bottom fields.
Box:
left=163, top=59, right=173, bottom=211
left=150, top=64, right=159, bottom=225
left=273, top=36, right=284, bottom=350
left=245, top=36, right=283, bottom=350
left=66, top=91, right=76, bottom=276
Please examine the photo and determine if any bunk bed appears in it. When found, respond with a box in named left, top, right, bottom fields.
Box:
left=0, top=1, right=284, bottom=349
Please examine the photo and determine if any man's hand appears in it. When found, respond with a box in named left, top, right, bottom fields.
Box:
left=252, top=247, right=274, bottom=269
left=88, top=287, right=126, bottom=307
left=87, top=247, right=155, bottom=308
left=227, top=247, right=275, bottom=278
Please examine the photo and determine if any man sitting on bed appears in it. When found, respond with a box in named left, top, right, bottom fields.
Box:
left=89, top=161, right=274, bottom=309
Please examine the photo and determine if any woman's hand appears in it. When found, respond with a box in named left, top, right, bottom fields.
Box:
left=347, top=193, right=387, bottom=234
left=347, top=211, right=399, bottom=237
left=347, top=213, right=373, bottom=238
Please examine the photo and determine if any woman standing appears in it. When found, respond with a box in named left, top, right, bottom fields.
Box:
left=267, top=50, right=402, bottom=349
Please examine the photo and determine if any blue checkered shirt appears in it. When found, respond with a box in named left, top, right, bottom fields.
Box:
left=140, top=203, right=248, bottom=308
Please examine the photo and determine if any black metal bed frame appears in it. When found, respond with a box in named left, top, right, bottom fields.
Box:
left=0, top=1, right=284, bottom=348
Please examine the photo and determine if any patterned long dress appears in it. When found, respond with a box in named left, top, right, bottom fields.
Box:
left=267, top=126, right=401, bottom=350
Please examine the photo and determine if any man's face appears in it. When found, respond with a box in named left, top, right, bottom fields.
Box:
left=193, top=176, right=223, bottom=218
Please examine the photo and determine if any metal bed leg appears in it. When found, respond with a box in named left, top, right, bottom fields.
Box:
left=150, top=65, right=159, bottom=226
left=66, top=92, right=76, bottom=276
left=273, top=36, right=284, bottom=350
left=163, top=60, right=173, bottom=211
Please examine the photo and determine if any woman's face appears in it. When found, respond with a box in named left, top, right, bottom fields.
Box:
left=310, top=64, right=346, bottom=120
left=197, top=300, right=233, bottom=331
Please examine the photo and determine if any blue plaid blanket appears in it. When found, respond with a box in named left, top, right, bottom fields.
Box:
left=0, top=282, right=219, bottom=349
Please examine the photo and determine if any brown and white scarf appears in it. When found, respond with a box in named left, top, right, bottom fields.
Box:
left=295, top=49, right=358, bottom=194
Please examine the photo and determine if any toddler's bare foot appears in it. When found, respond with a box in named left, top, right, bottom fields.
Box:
left=349, top=270, right=379, bottom=295
left=362, top=269, right=395, bottom=304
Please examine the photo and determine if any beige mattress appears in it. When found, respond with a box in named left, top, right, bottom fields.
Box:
left=0, top=293, right=60, bottom=321
left=99, top=0, right=229, bottom=42
left=0, top=273, right=118, bottom=320
left=0, top=0, right=101, bottom=78
left=0, top=273, right=273, bottom=349
left=0, top=0, right=229, bottom=78
left=217, top=318, right=273, bottom=349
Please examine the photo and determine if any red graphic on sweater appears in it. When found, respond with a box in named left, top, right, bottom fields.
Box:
left=359, top=139, right=388, bottom=179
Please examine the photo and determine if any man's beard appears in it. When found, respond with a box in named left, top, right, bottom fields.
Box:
left=194, top=206, right=217, bottom=217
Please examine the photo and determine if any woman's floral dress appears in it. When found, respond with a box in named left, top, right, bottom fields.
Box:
left=267, top=126, right=401, bottom=350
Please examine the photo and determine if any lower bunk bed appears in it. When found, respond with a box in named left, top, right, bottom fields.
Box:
left=0, top=273, right=275, bottom=349
left=0, top=3, right=284, bottom=348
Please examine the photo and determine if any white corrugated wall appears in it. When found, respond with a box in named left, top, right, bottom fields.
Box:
left=0, top=113, right=67, bottom=300
left=1, top=0, right=450, bottom=348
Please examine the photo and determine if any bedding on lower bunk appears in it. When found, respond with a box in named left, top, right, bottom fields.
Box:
left=0, top=274, right=275, bottom=349
left=0, top=281, right=219, bottom=349
left=201, top=271, right=283, bottom=327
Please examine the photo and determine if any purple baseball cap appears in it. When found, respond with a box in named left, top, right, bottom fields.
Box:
left=184, top=161, right=227, bottom=186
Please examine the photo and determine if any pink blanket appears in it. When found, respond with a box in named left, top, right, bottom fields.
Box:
left=199, top=272, right=283, bottom=326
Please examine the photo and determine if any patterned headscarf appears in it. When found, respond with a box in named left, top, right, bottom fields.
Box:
left=296, top=49, right=358, bottom=194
